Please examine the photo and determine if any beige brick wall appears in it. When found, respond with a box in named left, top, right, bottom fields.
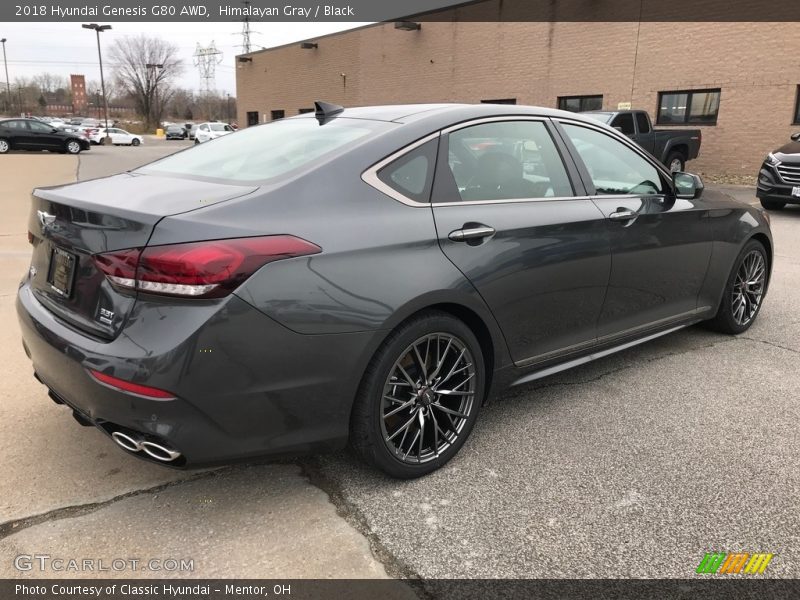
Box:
left=236, top=19, right=800, bottom=176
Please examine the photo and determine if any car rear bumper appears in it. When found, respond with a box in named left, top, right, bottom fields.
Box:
left=16, top=282, right=382, bottom=467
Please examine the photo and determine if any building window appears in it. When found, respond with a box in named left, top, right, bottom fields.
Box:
left=794, top=86, right=800, bottom=125
left=246, top=111, right=259, bottom=127
left=270, top=110, right=285, bottom=121
left=657, top=89, right=720, bottom=125
left=298, top=108, right=314, bottom=114
left=480, top=99, right=517, bottom=105
left=558, top=95, right=603, bottom=113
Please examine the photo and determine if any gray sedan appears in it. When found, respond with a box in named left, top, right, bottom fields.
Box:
left=16, top=102, right=772, bottom=478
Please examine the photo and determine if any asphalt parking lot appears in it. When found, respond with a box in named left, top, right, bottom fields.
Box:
left=0, top=139, right=798, bottom=584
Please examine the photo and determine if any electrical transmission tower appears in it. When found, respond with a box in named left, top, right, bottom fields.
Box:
left=193, top=41, right=223, bottom=94
left=240, top=0, right=252, bottom=54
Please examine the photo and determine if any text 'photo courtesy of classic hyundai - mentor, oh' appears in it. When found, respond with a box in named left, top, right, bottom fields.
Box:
left=16, top=101, right=773, bottom=478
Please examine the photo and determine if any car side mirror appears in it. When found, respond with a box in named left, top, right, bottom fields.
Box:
left=791, top=132, right=800, bottom=142
left=673, top=171, right=704, bottom=200
left=52, top=127, right=59, bottom=133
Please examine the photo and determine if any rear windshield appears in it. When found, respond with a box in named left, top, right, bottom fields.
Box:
left=139, top=117, right=389, bottom=183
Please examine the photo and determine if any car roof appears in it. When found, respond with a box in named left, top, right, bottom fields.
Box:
left=289, top=103, right=613, bottom=128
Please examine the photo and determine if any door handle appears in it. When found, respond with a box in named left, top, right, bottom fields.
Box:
left=609, top=209, right=637, bottom=222
left=448, top=226, right=496, bottom=242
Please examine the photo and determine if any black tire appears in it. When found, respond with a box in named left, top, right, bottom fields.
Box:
left=665, top=151, right=685, bottom=173
left=0, top=138, right=10, bottom=154
left=760, top=198, right=786, bottom=211
left=131, top=138, right=140, bottom=147
left=350, top=310, right=485, bottom=478
left=706, top=239, right=768, bottom=335
left=65, top=140, right=82, bottom=154
left=194, top=138, right=200, bottom=145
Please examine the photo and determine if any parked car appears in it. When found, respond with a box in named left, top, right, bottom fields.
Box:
left=165, top=125, right=187, bottom=140
left=582, top=109, right=701, bottom=172
left=0, top=117, right=89, bottom=154
left=89, top=127, right=143, bottom=146
left=194, top=122, right=234, bottom=143
left=16, top=102, right=772, bottom=478
left=757, top=132, right=800, bottom=210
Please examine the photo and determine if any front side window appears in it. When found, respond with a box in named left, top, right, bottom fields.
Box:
left=558, top=95, right=603, bottom=113
left=210, top=124, right=228, bottom=132
left=140, top=118, right=389, bottom=183
left=28, top=121, right=52, bottom=133
left=610, top=113, right=635, bottom=135
left=657, top=89, right=720, bottom=125
left=561, top=123, right=664, bottom=196
left=442, top=120, right=573, bottom=202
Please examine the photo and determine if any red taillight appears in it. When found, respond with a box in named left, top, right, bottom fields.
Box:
left=89, top=369, right=176, bottom=399
left=92, top=235, right=321, bottom=298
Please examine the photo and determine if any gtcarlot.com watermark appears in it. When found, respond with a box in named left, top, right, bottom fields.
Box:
left=14, top=554, right=194, bottom=573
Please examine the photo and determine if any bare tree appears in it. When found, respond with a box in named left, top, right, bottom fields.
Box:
left=109, top=35, right=183, bottom=129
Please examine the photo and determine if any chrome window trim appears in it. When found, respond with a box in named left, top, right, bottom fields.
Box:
left=362, top=115, right=585, bottom=208
left=361, top=131, right=441, bottom=207
left=432, top=195, right=591, bottom=207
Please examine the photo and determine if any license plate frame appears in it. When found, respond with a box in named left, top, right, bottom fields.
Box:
left=48, top=247, right=77, bottom=298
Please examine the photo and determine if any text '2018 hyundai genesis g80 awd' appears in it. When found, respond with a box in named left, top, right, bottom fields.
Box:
left=17, top=101, right=773, bottom=478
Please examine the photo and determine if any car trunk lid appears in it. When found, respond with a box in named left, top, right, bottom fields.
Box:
left=26, top=172, right=257, bottom=339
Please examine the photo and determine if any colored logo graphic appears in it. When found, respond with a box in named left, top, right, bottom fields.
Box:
left=696, top=552, right=774, bottom=574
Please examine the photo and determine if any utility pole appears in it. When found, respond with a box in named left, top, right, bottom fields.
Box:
left=0, top=39, right=10, bottom=115
left=82, top=23, right=111, bottom=143
left=146, top=63, right=164, bottom=129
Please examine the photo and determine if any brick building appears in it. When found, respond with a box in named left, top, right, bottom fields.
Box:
left=235, top=10, right=800, bottom=176
left=70, top=74, right=88, bottom=114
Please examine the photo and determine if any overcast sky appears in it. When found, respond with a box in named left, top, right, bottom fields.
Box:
left=0, top=22, right=370, bottom=95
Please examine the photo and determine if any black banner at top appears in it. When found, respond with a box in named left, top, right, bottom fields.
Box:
left=4, top=0, right=800, bottom=22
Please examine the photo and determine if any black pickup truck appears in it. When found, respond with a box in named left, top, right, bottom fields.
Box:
left=581, top=109, right=702, bottom=172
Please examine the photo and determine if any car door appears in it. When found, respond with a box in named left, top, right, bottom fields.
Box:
left=27, top=119, right=61, bottom=149
left=0, top=120, right=28, bottom=148
left=429, top=117, right=611, bottom=365
left=555, top=119, right=713, bottom=339
left=114, top=129, right=133, bottom=144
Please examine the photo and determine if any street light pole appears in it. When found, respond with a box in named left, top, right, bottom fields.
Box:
left=82, top=24, right=111, bottom=143
left=1, top=39, right=11, bottom=115
left=146, top=63, right=164, bottom=130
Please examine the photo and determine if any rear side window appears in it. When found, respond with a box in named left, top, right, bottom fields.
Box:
left=376, top=138, right=438, bottom=203
left=561, top=123, right=664, bottom=195
left=635, top=112, right=651, bottom=133
left=140, top=118, right=389, bottom=183
left=439, top=120, right=573, bottom=202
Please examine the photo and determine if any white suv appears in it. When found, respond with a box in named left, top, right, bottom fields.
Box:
left=194, top=122, right=234, bottom=144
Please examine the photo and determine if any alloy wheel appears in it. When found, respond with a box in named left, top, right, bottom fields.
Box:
left=669, top=158, right=682, bottom=172
left=0, top=140, right=9, bottom=153
left=380, top=333, right=476, bottom=464
left=731, top=249, right=766, bottom=326
left=67, top=141, right=81, bottom=154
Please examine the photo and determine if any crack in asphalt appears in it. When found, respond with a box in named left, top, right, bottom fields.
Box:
left=741, top=336, right=800, bottom=355
left=298, top=457, right=429, bottom=599
left=0, top=467, right=233, bottom=542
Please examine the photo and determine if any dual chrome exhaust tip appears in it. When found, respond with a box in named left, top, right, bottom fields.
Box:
left=110, top=430, right=181, bottom=462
